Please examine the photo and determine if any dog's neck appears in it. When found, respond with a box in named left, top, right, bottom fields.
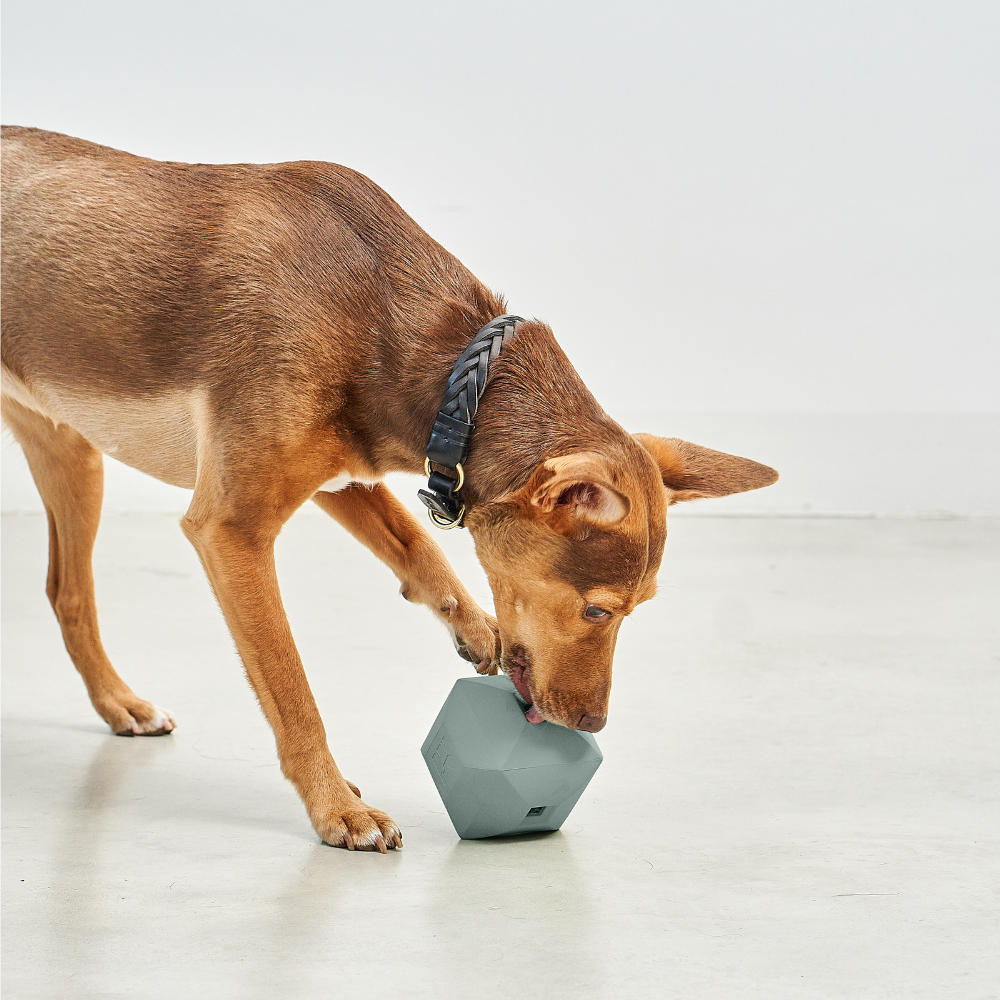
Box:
left=364, top=302, right=625, bottom=511
left=425, top=319, right=616, bottom=510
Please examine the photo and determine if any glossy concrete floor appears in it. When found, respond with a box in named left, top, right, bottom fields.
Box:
left=2, top=511, right=998, bottom=999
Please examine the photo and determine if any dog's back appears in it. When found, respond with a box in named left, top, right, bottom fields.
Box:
left=2, top=126, right=428, bottom=389
left=1, top=126, right=502, bottom=484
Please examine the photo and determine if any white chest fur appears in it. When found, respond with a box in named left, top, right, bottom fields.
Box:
left=316, top=472, right=382, bottom=493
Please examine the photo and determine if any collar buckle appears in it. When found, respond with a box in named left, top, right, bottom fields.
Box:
left=418, top=462, right=466, bottom=528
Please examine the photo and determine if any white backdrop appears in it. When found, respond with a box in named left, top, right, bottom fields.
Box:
left=2, top=1, right=998, bottom=513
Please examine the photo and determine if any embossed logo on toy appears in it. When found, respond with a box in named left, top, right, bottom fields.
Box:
left=428, top=731, right=453, bottom=775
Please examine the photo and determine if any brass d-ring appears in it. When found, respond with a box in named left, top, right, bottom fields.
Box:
left=428, top=506, right=466, bottom=529
left=424, top=459, right=464, bottom=492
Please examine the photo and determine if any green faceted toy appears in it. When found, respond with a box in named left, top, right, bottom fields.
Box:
left=421, top=674, right=603, bottom=839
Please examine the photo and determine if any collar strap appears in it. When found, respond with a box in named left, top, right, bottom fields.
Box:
left=418, top=313, right=522, bottom=528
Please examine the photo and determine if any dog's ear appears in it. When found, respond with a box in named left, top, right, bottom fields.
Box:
left=634, top=434, right=778, bottom=504
left=520, top=452, right=630, bottom=534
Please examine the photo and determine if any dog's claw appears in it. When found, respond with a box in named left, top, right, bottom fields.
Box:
left=343, top=830, right=355, bottom=851
left=346, top=780, right=362, bottom=798
left=375, top=835, right=388, bottom=854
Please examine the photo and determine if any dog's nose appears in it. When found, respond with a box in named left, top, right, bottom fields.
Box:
left=576, top=713, right=607, bottom=733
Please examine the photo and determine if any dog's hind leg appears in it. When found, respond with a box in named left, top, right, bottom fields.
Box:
left=1, top=397, right=175, bottom=735
left=313, top=483, right=501, bottom=673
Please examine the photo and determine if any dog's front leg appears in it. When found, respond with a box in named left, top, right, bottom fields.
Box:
left=314, top=483, right=501, bottom=674
left=181, top=488, right=401, bottom=852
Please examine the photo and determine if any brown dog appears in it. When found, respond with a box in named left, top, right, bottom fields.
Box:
left=1, top=126, right=778, bottom=852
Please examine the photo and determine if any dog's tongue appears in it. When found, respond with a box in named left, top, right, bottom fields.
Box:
left=507, top=664, right=543, bottom=723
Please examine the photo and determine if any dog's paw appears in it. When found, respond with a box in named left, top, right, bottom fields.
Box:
left=314, top=796, right=403, bottom=853
left=99, top=693, right=176, bottom=736
left=450, top=603, right=501, bottom=675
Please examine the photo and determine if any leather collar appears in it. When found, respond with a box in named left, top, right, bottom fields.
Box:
left=418, top=314, right=522, bottom=528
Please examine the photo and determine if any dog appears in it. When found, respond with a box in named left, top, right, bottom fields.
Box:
left=1, top=126, right=778, bottom=851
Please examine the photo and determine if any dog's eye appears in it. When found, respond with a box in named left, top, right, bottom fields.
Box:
left=584, top=604, right=611, bottom=621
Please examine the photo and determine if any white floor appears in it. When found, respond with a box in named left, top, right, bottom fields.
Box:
left=2, top=511, right=998, bottom=999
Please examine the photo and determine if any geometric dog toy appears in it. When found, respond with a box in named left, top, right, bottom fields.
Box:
left=421, top=674, right=603, bottom=839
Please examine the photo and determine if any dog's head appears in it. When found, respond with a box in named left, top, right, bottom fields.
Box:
left=467, top=433, right=777, bottom=731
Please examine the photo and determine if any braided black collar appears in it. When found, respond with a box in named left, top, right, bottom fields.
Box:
left=418, top=313, right=523, bottom=528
